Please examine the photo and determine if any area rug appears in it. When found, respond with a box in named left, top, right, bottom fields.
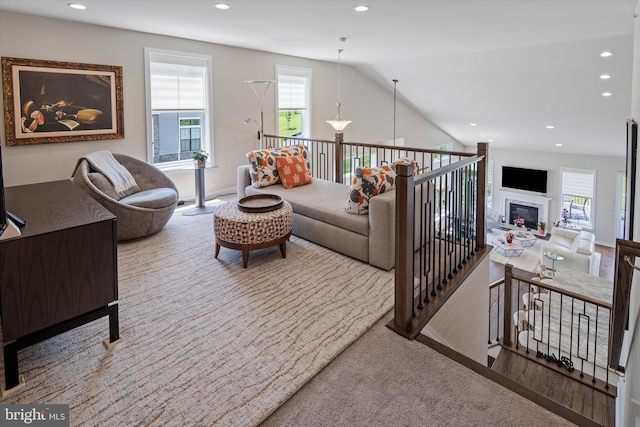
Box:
left=0, top=212, right=394, bottom=426
left=487, top=230, right=542, bottom=273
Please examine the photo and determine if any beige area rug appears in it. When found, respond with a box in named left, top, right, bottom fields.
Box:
left=487, top=230, right=542, bottom=272
left=0, top=212, right=394, bottom=426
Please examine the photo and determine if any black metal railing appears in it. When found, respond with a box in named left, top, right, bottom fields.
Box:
left=263, top=133, right=475, bottom=184
left=389, top=143, right=488, bottom=338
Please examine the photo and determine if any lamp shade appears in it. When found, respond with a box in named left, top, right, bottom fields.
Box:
left=326, top=118, right=352, bottom=132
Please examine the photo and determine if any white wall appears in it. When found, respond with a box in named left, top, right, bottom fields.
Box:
left=487, top=148, right=624, bottom=247
left=0, top=11, right=458, bottom=200
left=422, top=257, right=490, bottom=365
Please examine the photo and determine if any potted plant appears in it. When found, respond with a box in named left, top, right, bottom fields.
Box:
left=192, top=150, right=209, bottom=168
left=505, top=232, right=515, bottom=244
left=513, top=217, right=525, bottom=228
left=537, top=221, right=547, bottom=236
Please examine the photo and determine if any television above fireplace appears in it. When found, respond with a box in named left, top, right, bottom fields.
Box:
left=502, top=166, right=547, bottom=193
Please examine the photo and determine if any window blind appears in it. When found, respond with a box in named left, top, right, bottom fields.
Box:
left=150, top=61, right=206, bottom=110
left=562, top=170, right=595, bottom=198
left=278, top=75, right=307, bottom=110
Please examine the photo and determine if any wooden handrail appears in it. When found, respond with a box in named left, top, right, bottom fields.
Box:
left=609, top=238, right=640, bottom=369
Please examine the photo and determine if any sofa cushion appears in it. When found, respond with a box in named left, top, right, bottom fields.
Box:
left=549, top=234, right=574, bottom=250
left=246, top=179, right=369, bottom=236
left=276, top=154, right=313, bottom=189
left=246, top=145, right=310, bottom=188
left=346, top=165, right=396, bottom=215
left=120, top=188, right=178, bottom=209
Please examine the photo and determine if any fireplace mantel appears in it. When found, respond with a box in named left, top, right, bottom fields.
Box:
left=499, top=189, right=551, bottom=227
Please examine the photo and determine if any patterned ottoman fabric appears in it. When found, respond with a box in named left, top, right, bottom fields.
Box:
left=214, top=200, right=293, bottom=245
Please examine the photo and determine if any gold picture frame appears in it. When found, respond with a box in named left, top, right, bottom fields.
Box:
left=2, top=57, right=124, bottom=146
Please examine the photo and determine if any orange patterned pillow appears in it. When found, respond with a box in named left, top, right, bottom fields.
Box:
left=275, top=155, right=312, bottom=189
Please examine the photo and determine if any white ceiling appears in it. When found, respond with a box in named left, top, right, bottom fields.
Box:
left=0, top=0, right=637, bottom=156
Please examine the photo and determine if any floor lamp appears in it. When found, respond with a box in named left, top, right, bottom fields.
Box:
left=244, top=80, right=274, bottom=150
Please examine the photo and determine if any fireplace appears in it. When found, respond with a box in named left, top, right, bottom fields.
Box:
left=509, top=203, right=539, bottom=229
left=498, top=189, right=551, bottom=233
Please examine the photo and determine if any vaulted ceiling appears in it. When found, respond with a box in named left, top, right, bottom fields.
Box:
left=0, top=0, right=636, bottom=156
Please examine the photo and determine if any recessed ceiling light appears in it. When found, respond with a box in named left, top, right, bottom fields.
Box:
left=602, top=92, right=612, bottom=97
left=214, top=3, right=230, bottom=9
left=353, top=5, right=369, bottom=12
left=469, top=123, right=477, bottom=126
left=600, top=74, right=611, bottom=79
left=68, top=3, right=86, bottom=9
left=546, top=125, right=554, bottom=129
left=555, top=143, right=563, bottom=147
left=488, top=139, right=494, bottom=142
left=600, top=51, right=613, bottom=57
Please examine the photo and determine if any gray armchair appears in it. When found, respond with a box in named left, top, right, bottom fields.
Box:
left=72, top=153, right=179, bottom=241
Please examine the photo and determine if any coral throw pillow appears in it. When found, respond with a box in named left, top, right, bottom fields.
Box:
left=345, top=165, right=396, bottom=215
left=275, top=155, right=313, bottom=189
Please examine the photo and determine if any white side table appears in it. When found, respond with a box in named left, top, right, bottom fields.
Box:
left=543, top=251, right=564, bottom=277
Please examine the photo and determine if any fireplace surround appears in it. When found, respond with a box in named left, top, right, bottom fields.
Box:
left=499, top=189, right=551, bottom=231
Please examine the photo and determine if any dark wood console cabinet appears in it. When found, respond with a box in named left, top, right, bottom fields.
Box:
left=0, top=180, right=120, bottom=395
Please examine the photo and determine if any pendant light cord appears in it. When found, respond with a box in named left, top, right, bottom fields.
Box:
left=337, top=49, right=343, bottom=105
left=393, top=79, right=398, bottom=146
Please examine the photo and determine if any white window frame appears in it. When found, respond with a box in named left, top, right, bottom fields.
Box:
left=144, top=47, right=214, bottom=170
left=275, top=65, right=311, bottom=138
left=560, top=167, right=596, bottom=230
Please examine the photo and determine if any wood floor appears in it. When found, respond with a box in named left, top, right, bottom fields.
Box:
left=492, top=350, right=615, bottom=427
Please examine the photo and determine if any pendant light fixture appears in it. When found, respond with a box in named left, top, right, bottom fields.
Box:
left=326, top=49, right=351, bottom=132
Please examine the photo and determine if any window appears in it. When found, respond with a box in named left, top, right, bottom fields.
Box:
left=560, top=168, right=596, bottom=230
left=432, top=143, right=453, bottom=168
left=276, top=66, right=311, bottom=138
left=179, top=118, right=201, bottom=152
left=145, top=48, right=213, bottom=168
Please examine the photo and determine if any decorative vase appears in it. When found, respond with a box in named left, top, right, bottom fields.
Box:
left=539, top=228, right=546, bottom=236
left=197, top=159, right=206, bottom=168
left=506, top=236, right=513, bottom=243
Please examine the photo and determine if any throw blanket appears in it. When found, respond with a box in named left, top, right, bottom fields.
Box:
left=74, top=151, right=138, bottom=194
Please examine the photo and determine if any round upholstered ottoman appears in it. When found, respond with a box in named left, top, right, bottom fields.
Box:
left=213, top=199, right=293, bottom=268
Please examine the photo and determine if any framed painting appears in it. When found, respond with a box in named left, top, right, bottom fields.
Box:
left=1, top=57, right=124, bottom=146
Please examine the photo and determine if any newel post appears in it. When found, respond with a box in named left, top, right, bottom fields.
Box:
left=476, top=142, right=488, bottom=248
left=503, top=264, right=513, bottom=346
left=393, top=162, right=415, bottom=334
left=334, top=133, right=344, bottom=184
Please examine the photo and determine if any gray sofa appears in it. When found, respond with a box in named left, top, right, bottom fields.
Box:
left=237, top=164, right=398, bottom=270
